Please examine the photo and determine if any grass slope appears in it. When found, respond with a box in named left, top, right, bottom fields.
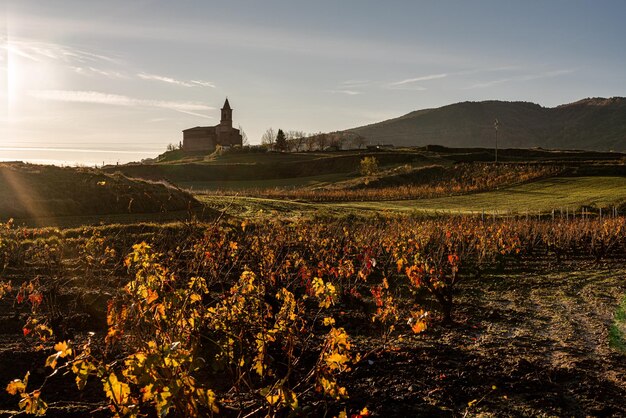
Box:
left=178, top=172, right=358, bottom=191
left=338, top=176, right=626, bottom=214
left=0, top=163, right=203, bottom=224
left=197, top=176, right=626, bottom=217
left=106, top=150, right=445, bottom=183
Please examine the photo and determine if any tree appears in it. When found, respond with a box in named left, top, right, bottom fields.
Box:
left=328, top=134, right=342, bottom=150
left=239, top=125, right=249, bottom=146
left=275, top=129, right=287, bottom=151
left=261, top=128, right=276, bottom=148
left=288, top=130, right=306, bottom=152
left=305, top=136, right=317, bottom=151
left=314, top=133, right=329, bottom=150
left=352, top=135, right=367, bottom=150
left=359, top=156, right=379, bottom=176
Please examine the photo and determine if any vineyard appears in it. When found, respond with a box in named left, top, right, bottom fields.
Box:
left=1, top=214, right=625, bottom=416
left=202, top=163, right=562, bottom=202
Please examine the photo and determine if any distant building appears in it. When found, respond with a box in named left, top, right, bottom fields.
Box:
left=182, top=98, right=242, bottom=152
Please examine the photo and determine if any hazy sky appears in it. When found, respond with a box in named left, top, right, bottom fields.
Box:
left=2, top=1, right=626, bottom=163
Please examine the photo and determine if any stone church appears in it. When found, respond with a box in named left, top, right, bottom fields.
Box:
left=182, top=98, right=243, bottom=152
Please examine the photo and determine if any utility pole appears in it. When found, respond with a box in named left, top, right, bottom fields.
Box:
left=494, top=118, right=499, bottom=164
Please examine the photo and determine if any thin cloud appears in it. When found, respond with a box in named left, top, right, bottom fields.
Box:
left=29, top=90, right=214, bottom=118
left=138, top=72, right=194, bottom=87
left=464, top=69, right=575, bottom=89
left=138, top=73, right=216, bottom=88
left=16, top=14, right=467, bottom=67
left=455, top=65, right=521, bottom=76
left=71, top=66, right=126, bottom=78
left=340, top=80, right=370, bottom=87
left=387, top=85, right=427, bottom=91
left=4, top=44, right=41, bottom=62
left=384, top=67, right=519, bottom=90
left=326, top=89, right=362, bottom=95
left=0, top=37, right=118, bottom=64
left=190, top=80, right=216, bottom=88
left=389, top=73, right=447, bottom=86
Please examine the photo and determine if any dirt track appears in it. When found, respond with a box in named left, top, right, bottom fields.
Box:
left=348, top=264, right=626, bottom=417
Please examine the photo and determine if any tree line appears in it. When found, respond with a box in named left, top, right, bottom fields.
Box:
left=259, top=128, right=368, bottom=152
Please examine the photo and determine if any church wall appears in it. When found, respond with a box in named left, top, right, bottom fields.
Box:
left=183, top=128, right=217, bottom=151
left=182, top=99, right=242, bottom=151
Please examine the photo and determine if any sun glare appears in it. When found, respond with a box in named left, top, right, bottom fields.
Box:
left=3, top=39, right=62, bottom=122
left=7, top=45, right=18, bottom=109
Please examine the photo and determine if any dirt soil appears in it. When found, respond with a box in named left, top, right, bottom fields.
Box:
left=346, top=263, right=626, bottom=417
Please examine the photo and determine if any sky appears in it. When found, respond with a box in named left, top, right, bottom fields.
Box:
left=1, top=0, right=626, bottom=165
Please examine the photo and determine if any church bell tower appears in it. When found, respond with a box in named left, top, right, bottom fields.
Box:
left=220, top=98, right=232, bottom=127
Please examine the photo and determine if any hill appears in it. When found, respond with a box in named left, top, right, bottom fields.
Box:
left=0, top=163, right=202, bottom=222
left=346, top=97, right=626, bottom=151
left=104, top=150, right=444, bottom=184
left=106, top=146, right=625, bottom=192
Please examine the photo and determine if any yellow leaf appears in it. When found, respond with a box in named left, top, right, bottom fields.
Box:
left=6, top=372, right=28, bottom=395
left=323, top=317, right=336, bottom=326
left=103, top=372, right=130, bottom=406
left=197, top=388, right=219, bottom=413
left=141, top=384, right=154, bottom=403
left=325, top=353, right=350, bottom=370
left=266, top=392, right=280, bottom=405
left=156, top=303, right=167, bottom=319
left=18, top=390, right=47, bottom=415
left=72, top=360, right=95, bottom=390
left=45, top=353, right=61, bottom=370
left=155, top=386, right=172, bottom=416
left=54, top=341, right=72, bottom=358
left=253, top=359, right=264, bottom=376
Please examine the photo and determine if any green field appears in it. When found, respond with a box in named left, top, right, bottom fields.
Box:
left=197, top=176, right=626, bottom=217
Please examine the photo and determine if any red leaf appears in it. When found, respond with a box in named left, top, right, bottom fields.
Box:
left=29, top=293, right=43, bottom=306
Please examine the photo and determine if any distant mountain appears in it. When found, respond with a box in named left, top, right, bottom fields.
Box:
left=346, top=97, right=626, bottom=152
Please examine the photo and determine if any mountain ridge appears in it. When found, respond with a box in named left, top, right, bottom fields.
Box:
left=346, top=97, right=626, bottom=151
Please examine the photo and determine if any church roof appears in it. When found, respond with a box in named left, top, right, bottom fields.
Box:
left=183, top=126, right=216, bottom=132
left=222, top=98, right=231, bottom=110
